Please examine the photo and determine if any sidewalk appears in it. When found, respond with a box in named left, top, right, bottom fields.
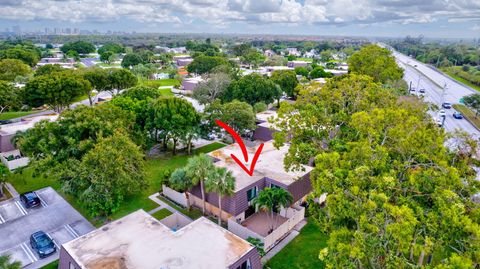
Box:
left=5, top=182, right=19, bottom=197
left=148, top=193, right=193, bottom=221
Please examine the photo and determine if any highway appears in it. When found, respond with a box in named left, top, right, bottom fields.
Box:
left=393, top=50, right=480, bottom=140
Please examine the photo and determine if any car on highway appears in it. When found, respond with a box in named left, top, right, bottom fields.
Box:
left=20, top=191, right=41, bottom=208
left=453, top=111, right=464, bottom=119
left=419, top=88, right=426, bottom=94
left=435, top=118, right=443, bottom=127
left=442, top=102, right=452, bottom=109
left=439, top=109, right=446, bottom=118
left=30, top=231, right=56, bottom=258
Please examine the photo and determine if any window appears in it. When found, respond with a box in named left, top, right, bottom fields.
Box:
left=270, top=183, right=281, bottom=189
left=236, top=259, right=251, bottom=269
left=246, top=187, right=258, bottom=202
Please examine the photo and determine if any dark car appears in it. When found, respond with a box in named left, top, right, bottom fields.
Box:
left=419, top=89, right=426, bottom=94
left=20, top=191, right=41, bottom=208
left=453, top=111, right=463, bottom=119
left=442, top=102, right=452, bottom=109
left=30, top=231, right=56, bottom=258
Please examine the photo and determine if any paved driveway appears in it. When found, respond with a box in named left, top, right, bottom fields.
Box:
left=0, top=187, right=94, bottom=268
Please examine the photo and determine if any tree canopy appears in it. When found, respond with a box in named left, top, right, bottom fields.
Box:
left=348, top=44, right=404, bottom=84
left=271, top=70, right=298, bottom=98
left=23, top=70, right=91, bottom=112
left=273, top=74, right=480, bottom=268
left=222, top=73, right=279, bottom=106
left=60, top=41, right=95, bottom=54
left=0, top=59, right=31, bottom=81
left=186, top=55, right=231, bottom=75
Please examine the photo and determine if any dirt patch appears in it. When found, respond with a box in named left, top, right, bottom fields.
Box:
left=87, top=256, right=128, bottom=269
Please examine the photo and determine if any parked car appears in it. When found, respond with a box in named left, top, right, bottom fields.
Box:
left=20, top=191, right=41, bottom=208
left=442, top=102, right=452, bottom=109
left=453, top=111, right=464, bottom=119
left=439, top=109, right=446, bottom=118
left=30, top=231, right=56, bottom=258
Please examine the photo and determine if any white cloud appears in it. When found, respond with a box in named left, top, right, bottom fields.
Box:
left=0, top=0, right=479, bottom=28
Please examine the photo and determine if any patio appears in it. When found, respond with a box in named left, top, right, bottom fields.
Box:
left=242, top=211, right=288, bottom=237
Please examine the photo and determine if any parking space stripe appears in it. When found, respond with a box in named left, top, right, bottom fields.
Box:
left=21, top=243, right=37, bottom=263
left=37, top=195, right=48, bottom=207
left=0, top=213, right=4, bottom=223
left=14, top=201, right=27, bottom=216
left=65, top=224, right=79, bottom=238
left=46, top=233, right=59, bottom=249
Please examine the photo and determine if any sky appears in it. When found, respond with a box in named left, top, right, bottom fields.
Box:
left=0, top=0, right=479, bottom=38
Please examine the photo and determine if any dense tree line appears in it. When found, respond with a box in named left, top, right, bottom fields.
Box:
left=273, top=73, right=480, bottom=268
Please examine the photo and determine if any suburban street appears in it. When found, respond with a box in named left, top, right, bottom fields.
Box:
left=392, top=49, right=480, bottom=140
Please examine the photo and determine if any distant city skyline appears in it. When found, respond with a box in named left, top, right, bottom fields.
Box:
left=1, top=0, right=479, bottom=39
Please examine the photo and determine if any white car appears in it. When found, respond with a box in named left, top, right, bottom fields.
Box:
left=435, top=118, right=443, bottom=127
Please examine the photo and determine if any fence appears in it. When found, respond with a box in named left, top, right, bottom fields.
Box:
left=162, top=185, right=189, bottom=208
left=228, top=205, right=305, bottom=251
left=0, top=150, right=29, bottom=170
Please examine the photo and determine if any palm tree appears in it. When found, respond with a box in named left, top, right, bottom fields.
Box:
left=252, top=187, right=293, bottom=234
left=205, top=167, right=235, bottom=225
left=184, top=154, right=214, bottom=215
left=0, top=255, right=21, bottom=269
left=169, top=168, right=193, bottom=210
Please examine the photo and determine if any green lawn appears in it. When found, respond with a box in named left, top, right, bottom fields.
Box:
left=0, top=111, right=40, bottom=120
left=96, top=62, right=121, bottom=68
left=441, top=67, right=480, bottom=92
left=8, top=142, right=226, bottom=226
left=158, top=195, right=203, bottom=220
left=140, top=78, right=181, bottom=88
left=40, top=260, right=58, bottom=269
left=159, top=88, right=174, bottom=97
left=151, top=208, right=173, bottom=220
left=291, top=57, right=313, bottom=62
left=266, top=221, right=328, bottom=269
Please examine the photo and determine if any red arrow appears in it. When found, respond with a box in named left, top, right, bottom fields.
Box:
left=215, top=119, right=264, bottom=176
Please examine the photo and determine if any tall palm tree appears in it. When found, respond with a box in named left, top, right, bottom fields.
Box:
left=0, top=255, right=21, bottom=269
left=184, top=154, right=214, bottom=215
left=252, top=187, right=293, bottom=233
left=205, top=167, right=235, bottom=225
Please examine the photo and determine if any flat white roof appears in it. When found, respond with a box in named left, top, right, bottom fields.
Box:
left=0, top=114, right=58, bottom=136
left=256, top=110, right=278, bottom=129
left=62, top=210, right=253, bottom=269
left=183, top=76, right=204, bottom=83
left=208, top=142, right=312, bottom=192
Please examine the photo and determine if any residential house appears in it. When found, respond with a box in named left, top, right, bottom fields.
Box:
left=264, top=49, right=276, bottom=57
left=325, top=69, right=348, bottom=76
left=0, top=114, right=58, bottom=170
left=181, top=76, right=204, bottom=91
left=252, top=110, right=278, bottom=142
left=285, top=48, right=301, bottom=57
left=188, top=141, right=313, bottom=251
left=303, top=49, right=318, bottom=58
left=287, top=61, right=309, bottom=68
left=37, top=57, right=75, bottom=69
left=173, top=55, right=193, bottom=67
left=59, top=210, right=261, bottom=269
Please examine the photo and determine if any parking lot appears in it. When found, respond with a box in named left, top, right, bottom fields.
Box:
left=0, top=187, right=94, bottom=268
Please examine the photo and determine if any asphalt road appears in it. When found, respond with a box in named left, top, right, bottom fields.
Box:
left=393, top=50, right=480, bottom=140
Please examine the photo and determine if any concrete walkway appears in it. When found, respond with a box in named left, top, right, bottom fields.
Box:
left=148, top=193, right=193, bottom=221
left=5, top=182, right=19, bottom=197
